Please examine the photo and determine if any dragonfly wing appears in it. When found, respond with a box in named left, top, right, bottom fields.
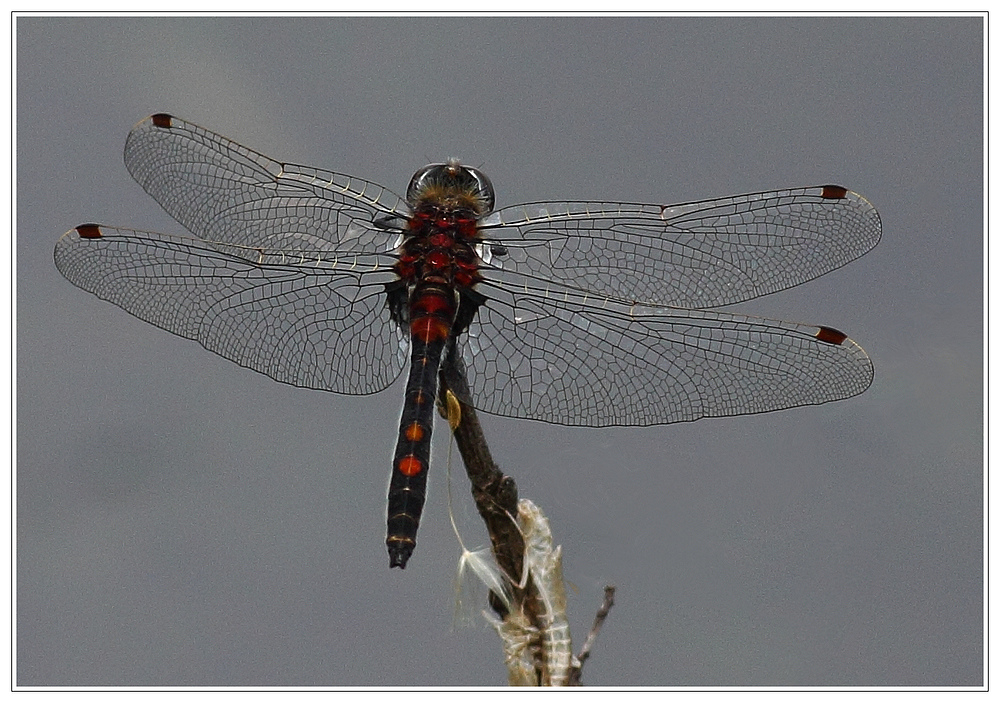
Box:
left=479, top=186, right=881, bottom=309
left=461, top=283, right=873, bottom=427
left=54, top=225, right=407, bottom=395
left=123, top=113, right=409, bottom=253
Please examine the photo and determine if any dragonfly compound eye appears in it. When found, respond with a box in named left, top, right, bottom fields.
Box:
left=407, top=160, right=496, bottom=215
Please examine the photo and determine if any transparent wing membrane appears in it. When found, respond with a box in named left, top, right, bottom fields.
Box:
left=464, top=290, right=872, bottom=426
left=480, top=187, right=880, bottom=309
left=55, top=225, right=406, bottom=395
left=123, top=114, right=409, bottom=254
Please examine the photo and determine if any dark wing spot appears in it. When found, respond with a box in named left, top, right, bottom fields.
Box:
left=151, top=113, right=173, bottom=128
left=76, top=224, right=103, bottom=239
left=821, top=185, right=849, bottom=200
left=815, top=326, right=849, bottom=345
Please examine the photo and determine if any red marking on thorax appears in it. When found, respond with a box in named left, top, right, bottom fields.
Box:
left=425, top=251, right=450, bottom=271
left=428, top=232, right=454, bottom=248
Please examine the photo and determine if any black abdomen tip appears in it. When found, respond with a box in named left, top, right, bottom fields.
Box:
left=387, top=541, right=414, bottom=569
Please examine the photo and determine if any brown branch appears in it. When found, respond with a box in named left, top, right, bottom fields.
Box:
left=438, top=345, right=614, bottom=686
left=438, top=345, right=524, bottom=592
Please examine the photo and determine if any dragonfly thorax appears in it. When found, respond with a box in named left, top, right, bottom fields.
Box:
left=395, top=203, right=484, bottom=292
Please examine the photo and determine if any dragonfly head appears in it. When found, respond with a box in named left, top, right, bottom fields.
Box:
left=406, top=158, right=495, bottom=216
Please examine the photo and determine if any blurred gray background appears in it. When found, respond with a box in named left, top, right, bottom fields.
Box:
left=16, top=16, right=982, bottom=686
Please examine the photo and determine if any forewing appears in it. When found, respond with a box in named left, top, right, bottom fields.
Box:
left=123, top=113, right=409, bottom=254
left=479, top=186, right=881, bottom=308
left=461, top=283, right=873, bottom=427
left=54, top=225, right=407, bottom=395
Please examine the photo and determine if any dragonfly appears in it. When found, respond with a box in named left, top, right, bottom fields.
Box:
left=55, top=114, right=881, bottom=569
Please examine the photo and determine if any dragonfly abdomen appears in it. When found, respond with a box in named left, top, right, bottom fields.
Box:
left=386, top=283, right=460, bottom=568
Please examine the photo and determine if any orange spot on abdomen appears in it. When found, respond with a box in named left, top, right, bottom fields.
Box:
left=404, top=421, right=425, bottom=442
left=396, top=456, right=425, bottom=477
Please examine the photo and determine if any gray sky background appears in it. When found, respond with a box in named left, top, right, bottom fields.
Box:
left=16, top=16, right=983, bottom=686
